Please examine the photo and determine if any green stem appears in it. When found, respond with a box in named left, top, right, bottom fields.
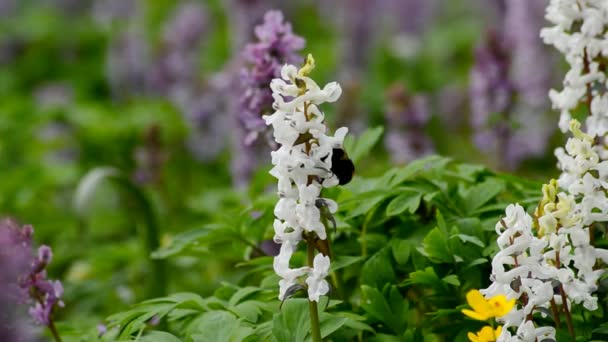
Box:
left=307, top=242, right=322, bottom=342
left=360, top=213, right=371, bottom=258
left=121, top=179, right=167, bottom=298
left=48, top=319, right=62, bottom=342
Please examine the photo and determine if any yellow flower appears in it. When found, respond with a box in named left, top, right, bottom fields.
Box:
left=467, top=326, right=502, bottom=342
left=461, top=290, right=515, bottom=321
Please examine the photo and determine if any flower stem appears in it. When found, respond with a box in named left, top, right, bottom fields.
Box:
left=550, top=298, right=561, bottom=328
left=307, top=242, right=322, bottom=342
left=559, top=285, right=575, bottom=340
left=48, top=319, right=62, bottom=342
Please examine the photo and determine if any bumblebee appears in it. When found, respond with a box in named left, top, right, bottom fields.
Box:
left=331, top=148, right=355, bottom=185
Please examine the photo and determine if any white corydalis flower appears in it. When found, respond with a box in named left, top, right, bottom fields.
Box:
left=483, top=1, right=608, bottom=339
left=265, top=54, right=346, bottom=302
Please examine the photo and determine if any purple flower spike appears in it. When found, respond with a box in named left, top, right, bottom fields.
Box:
left=0, top=219, right=64, bottom=334
left=469, top=0, right=553, bottom=169
left=233, top=10, right=305, bottom=187
left=163, top=2, right=207, bottom=50
left=240, top=9, right=305, bottom=130
left=38, top=245, right=53, bottom=265
left=384, top=84, right=434, bottom=164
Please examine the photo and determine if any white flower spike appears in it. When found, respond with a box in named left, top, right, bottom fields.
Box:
left=265, top=54, right=348, bottom=302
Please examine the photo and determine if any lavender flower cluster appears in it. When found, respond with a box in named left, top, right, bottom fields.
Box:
left=384, top=84, right=434, bottom=164
left=239, top=10, right=305, bottom=143
left=233, top=10, right=305, bottom=187
left=470, top=0, right=553, bottom=168
left=0, top=219, right=64, bottom=340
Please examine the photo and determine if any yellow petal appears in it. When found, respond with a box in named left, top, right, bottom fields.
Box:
left=466, top=289, right=492, bottom=314
left=489, top=295, right=515, bottom=317
left=494, top=326, right=502, bottom=338
left=467, top=332, right=480, bottom=342
left=461, top=308, right=490, bottom=321
left=478, top=326, right=495, bottom=340
left=468, top=326, right=498, bottom=342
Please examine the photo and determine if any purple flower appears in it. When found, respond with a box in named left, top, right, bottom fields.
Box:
left=163, top=2, right=207, bottom=50
left=92, top=0, right=137, bottom=25
left=384, top=84, right=434, bottom=164
left=223, top=0, right=269, bottom=53
left=470, top=0, right=553, bottom=168
left=0, top=220, right=35, bottom=340
left=106, top=29, right=150, bottom=98
left=0, top=220, right=64, bottom=330
left=470, top=30, right=513, bottom=134
left=37, top=246, right=53, bottom=265
left=239, top=10, right=305, bottom=134
left=97, top=323, right=107, bottom=337
left=232, top=10, right=305, bottom=187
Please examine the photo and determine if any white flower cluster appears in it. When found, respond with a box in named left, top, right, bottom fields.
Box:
left=264, top=55, right=347, bottom=302
left=483, top=204, right=556, bottom=341
left=483, top=1, right=608, bottom=340
left=541, top=0, right=608, bottom=133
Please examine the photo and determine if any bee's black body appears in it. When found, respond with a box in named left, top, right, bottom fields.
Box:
left=331, top=148, right=355, bottom=185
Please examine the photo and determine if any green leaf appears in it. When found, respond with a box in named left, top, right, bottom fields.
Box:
left=360, top=286, right=405, bottom=335
left=463, top=179, right=505, bottom=214
left=342, top=191, right=389, bottom=219
left=151, top=227, right=213, bottom=259
left=405, top=267, right=440, bottom=286
left=391, top=239, right=412, bottom=265
left=465, top=258, right=488, bottom=269
left=441, top=275, right=460, bottom=286
left=187, top=311, right=242, bottom=342
left=386, top=192, right=422, bottom=216
left=315, top=314, right=347, bottom=341
left=272, top=299, right=309, bottom=342
left=334, top=312, right=374, bottom=333
left=330, top=256, right=365, bottom=272
left=361, top=247, right=396, bottom=288
left=228, top=287, right=262, bottom=306
left=344, top=126, right=384, bottom=163
left=435, top=210, right=447, bottom=234
left=230, top=301, right=264, bottom=323
left=452, top=234, right=485, bottom=248
left=140, top=331, right=182, bottom=342
left=422, top=227, right=452, bottom=263
left=387, top=155, right=452, bottom=187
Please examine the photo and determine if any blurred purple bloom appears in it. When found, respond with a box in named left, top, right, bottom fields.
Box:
left=148, top=1, right=208, bottom=93
left=0, top=0, right=16, bottom=17
left=224, top=0, right=269, bottom=53
left=92, top=0, right=137, bottom=25
left=97, top=323, right=107, bottom=337
left=384, top=84, right=434, bottom=164
left=383, top=0, right=437, bottom=36
left=336, top=0, right=378, bottom=77
left=233, top=10, right=305, bottom=187
left=0, top=220, right=35, bottom=341
left=505, top=0, right=552, bottom=104
left=34, top=83, right=73, bottom=110
left=0, top=220, right=64, bottom=329
left=106, top=29, right=150, bottom=98
left=239, top=10, right=304, bottom=132
left=470, top=0, right=553, bottom=168
left=470, top=30, right=513, bottom=135
left=20, top=243, right=65, bottom=327
left=163, top=2, right=207, bottom=50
